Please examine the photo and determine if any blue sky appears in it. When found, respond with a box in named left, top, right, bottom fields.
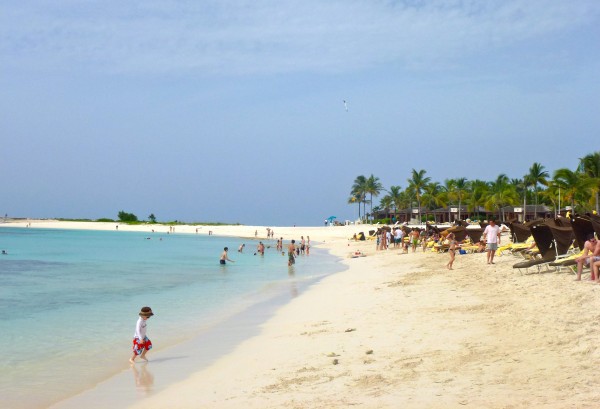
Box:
left=1, top=0, right=599, bottom=225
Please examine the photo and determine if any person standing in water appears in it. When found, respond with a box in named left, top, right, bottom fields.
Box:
left=220, top=247, right=235, bottom=265
left=130, top=307, right=154, bottom=364
left=288, top=240, right=296, bottom=266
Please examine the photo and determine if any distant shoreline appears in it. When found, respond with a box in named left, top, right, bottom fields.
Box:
left=0, top=219, right=361, bottom=243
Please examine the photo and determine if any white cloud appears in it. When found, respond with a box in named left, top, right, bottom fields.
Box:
left=1, top=0, right=598, bottom=75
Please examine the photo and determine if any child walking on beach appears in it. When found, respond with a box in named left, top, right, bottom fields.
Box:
left=130, top=306, right=154, bottom=364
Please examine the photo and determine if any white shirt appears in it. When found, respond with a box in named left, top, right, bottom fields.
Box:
left=134, top=317, right=147, bottom=340
left=484, top=225, right=501, bottom=244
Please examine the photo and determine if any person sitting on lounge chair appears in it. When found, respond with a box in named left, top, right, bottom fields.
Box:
left=575, top=234, right=600, bottom=281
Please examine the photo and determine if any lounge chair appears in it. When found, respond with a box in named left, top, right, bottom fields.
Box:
left=512, top=224, right=556, bottom=274
left=571, top=216, right=595, bottom=250
left=544, top=220, right=577, bottom=273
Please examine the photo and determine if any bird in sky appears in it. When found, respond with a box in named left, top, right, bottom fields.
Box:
left=343, top=100, right=348, bottom=112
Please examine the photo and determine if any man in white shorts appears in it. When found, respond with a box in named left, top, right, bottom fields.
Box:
left=483, top=219, right=501, bottom=264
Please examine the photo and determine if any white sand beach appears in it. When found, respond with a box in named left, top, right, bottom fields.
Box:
left=5, top=220, right=600, bottom=408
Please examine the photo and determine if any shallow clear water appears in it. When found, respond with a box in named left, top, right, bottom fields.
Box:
left=0, top=227, right=343, bottom=408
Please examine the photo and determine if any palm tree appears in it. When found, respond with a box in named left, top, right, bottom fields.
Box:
left=517, top=173, right=534, bottom=222
left=466, top=179, right=490, bottom=218
left=578, top=151, right=600, bottom=213
left=553, top=168, right=596, bottom=212
left=351, top=175, right=368, bottom=222
left=527, top=162, right=549, bottom=219
left=449, top=177, right=468, bottom=220
left=365, top=174, right=383, bottom=222
left=380, top=185, right=403, bottom=218
left=422, top=182, right=443, bottom=222
left=407, top=169, right=431, bottom=224
left=436, top=179, right=453, bottom=222
left=377, top=197, right=392, bottom=220
left=541, top=183, right=561, bottom=217
left=487, top=174, right=519, bottom=220
left=347, top=194, right=361, bottom=221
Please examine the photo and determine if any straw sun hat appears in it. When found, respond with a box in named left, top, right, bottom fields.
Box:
left=139, top=306, right=154, bottom=317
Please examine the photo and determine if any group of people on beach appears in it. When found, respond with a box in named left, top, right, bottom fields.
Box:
left=220, top=235, right=310, bottom=267
left=442, top=219, right=500, bottom=268
left=375, top=226, right=425, bottom=254
left=369, top=219, right=503, bottom=270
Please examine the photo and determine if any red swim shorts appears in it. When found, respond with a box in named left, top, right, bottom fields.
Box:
left=132, top=337, right=153, bottom=356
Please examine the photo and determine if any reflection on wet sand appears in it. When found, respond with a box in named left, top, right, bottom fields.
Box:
left=132, top=363, right=154, bottom=395
left=288, top=267, right=298, bottom=298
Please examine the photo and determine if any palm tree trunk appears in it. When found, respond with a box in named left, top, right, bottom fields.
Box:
left=534, top=185, right=540, bottom=219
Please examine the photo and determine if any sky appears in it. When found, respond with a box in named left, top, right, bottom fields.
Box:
left=1, top=0, right=599, bottom=226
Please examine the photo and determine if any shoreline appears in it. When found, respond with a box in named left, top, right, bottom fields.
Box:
left=0, top=219, right=361, bottom=240
left=2, top=221, right=353, bottom=408
left=49, top=259, right=343, bottom=409
left=5, top=221, right=600, bottom=408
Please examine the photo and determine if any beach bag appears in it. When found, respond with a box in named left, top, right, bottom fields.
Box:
left=459, top=249, right=466, bottom=255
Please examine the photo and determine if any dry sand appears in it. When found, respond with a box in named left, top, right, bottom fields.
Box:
left=5, top=220, right=600, bottom=408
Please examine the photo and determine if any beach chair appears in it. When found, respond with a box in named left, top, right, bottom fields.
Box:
left=465, top=228, right=484, bottom=246
left=571, top=216, right=595, bottom=251
left=508, top=241, right=535, bottom=258
left=545, top=221, right=577, bottom=273
left=443, top=226, right=469, bottom=242
left=460, top=243, right=480, bottom=254
left=549, top=216, right=596, bottom=275
left=512, top=224, right=556, bottom=274
left=548, top=250, right=583, bottom=273
left=497, top=220, right=537, bottom=257
left=589, top=213, right=600, bottom=235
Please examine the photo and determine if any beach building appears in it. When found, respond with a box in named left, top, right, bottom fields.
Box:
left=499, top=205, right=553, bottom=222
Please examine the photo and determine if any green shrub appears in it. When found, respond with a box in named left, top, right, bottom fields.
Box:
left=117, top=211, right=138, bottom=222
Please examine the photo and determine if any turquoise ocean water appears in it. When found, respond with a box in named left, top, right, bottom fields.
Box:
left=0, top=227, right=344, bottom=408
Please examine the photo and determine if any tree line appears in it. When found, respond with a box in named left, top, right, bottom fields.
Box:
left=349, top=151, right=600, bottom=223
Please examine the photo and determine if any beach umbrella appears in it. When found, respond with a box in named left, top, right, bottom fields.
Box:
left=327, top=216, right=337, bottom=221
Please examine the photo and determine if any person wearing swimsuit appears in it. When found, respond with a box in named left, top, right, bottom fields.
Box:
left=220, top=247, right=234, bottom=265
left=446, top=233, right=457, bottom=270
left=288, top=240, right=296, bottom=266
